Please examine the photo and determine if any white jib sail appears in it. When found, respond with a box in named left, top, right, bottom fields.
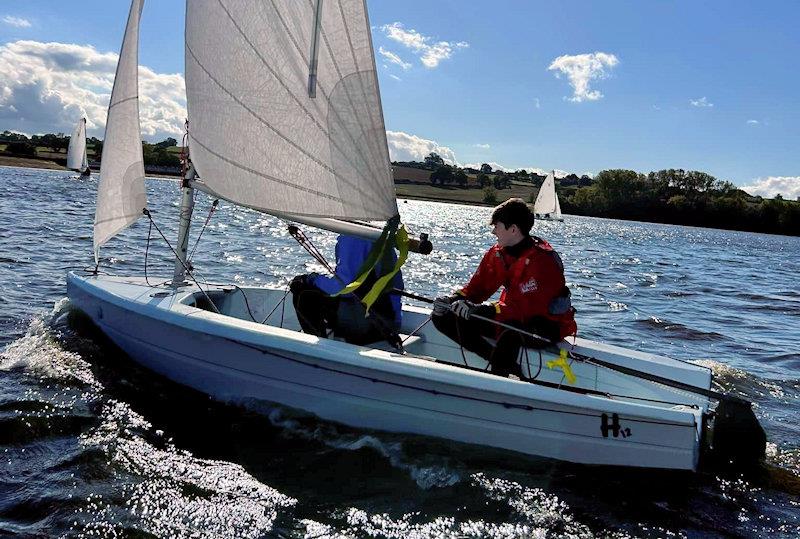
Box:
left=533, top=172, right=558, bottom=215
left=94, top=0, right=147, bottom=263
left=66, top=118, right=87, bottom=172
left=185, top=0, right=397, bottom=221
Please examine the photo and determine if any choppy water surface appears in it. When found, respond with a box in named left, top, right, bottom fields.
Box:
left=1, top=166, right=799, bottom=538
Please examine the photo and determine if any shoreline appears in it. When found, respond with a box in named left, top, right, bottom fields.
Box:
left=0, top=157, right=183, bottom=180
left=5, top=159, right=796, bottom=237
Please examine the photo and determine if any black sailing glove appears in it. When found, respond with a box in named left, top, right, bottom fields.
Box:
left=432, top=294, right=460, bottom=317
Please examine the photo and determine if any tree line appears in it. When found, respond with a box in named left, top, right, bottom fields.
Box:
left=395, top=154, right=798, bottom=236
left=0, top=130, right=182, bottom=168
left=562, top=169, right=799, bottom=236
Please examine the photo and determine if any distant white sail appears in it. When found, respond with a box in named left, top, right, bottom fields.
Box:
left=81, top=140, right=89, bottom=173
left=66, top=118, right=88, bottom=172
left=533, top=173, right=558, bottom=216
left=553, top=189, right=562, bottom=220
left=185, top=0, right=397, bottom=221
left=94, top=0, right=147, bottom=263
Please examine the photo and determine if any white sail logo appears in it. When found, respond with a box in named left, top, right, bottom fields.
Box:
left=520, top=278, right=538, bottom=294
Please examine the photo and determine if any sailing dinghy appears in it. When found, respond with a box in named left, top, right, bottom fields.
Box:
left=67, top=0, right=765, bottom=471
left=533, top=172, right=563, bottom=221
left=67, top=117, right=91, bottom=178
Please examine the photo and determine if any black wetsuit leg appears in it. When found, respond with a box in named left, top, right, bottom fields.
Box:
left=490, top=317, right=561, bottom=376
left=433, top=313, right=561, bottom=377
left=291, top=281, right=339, bottom=337
left=431, top=311, right=497, bottom=361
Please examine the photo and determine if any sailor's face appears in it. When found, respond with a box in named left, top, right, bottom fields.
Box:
left=492, top=221, right=518, bottom=248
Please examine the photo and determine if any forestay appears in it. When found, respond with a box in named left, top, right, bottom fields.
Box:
left=94, top=0, right=147, bottom=263
left=185, top=0, right=397, bottom=221
left=67, top=118, right=88, bottom=172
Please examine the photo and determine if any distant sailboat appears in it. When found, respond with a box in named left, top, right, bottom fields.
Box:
left=67, top=117, right=91, bottom=178
left=533, top=171, right=563, bottom=221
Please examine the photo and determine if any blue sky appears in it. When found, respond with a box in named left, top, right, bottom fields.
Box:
left=1, top=0, right=798, bottom=198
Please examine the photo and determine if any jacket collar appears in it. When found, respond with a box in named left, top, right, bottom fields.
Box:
left=502, top=235, right=534, bottom=258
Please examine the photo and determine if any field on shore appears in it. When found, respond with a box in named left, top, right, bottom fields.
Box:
left=0, top=155, right=65, bottom=170
left=395, top=181, right=538, bottom=206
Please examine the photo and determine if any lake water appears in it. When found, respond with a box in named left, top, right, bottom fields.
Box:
left=1, top=166, right=799, bottom=538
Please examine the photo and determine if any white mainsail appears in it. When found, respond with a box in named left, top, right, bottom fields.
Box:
left=533, top=172, right=560, bottom=217
left=94, top=0, right=147, bottom=262
left=66, top=118, right=88, bottom=172
left=185, top=0, right=397, bottom=222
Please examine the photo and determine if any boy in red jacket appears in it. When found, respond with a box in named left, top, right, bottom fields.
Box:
left=432, top=198, right=577, bottom=377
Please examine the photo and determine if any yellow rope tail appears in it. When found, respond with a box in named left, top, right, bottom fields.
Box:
left=546, top=348, right=577, bottom=384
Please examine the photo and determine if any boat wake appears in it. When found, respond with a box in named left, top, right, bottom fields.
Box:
left=1, top=299, right=300, bottom=537
left=297, top=472, right=593, bottom=539
left=253, top=403, right=462, bottom=490
left=0, top=298, right=99, bottom=388
left=635, top=315, right=726, bottom=341
left=71, top=400, right=297, bottom=538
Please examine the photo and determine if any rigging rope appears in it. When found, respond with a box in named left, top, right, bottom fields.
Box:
left=141, top=208, right=220, bottom=314
left=288, top=225, right=335, bottom=275
left=188, top=199, right=219, bottom=264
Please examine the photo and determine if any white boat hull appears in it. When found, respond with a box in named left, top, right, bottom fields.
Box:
left=66, top=272, right=712, bottom=470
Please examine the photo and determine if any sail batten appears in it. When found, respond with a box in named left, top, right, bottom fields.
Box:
left=186, top=0, right=397, bottom=221
left=93, top=0, right=146, bottom=262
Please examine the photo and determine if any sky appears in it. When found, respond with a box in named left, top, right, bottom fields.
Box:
left=0, top=1, right=798, bottom=199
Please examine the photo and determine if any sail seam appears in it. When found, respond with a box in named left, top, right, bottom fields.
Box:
left=190, top=136, right=345, bottom=203
left=313, top=0, right=393, bottom=209
left=108, top=95, right=138, bottom=111
left=267, top=0, right=385, bottom=203
left=201, top=0, right=386, bottom=211
left=334, top=0, right=394, bottom=210
left=305, top=0, right=390, bottom=202
left=95, top=212, right=143, bottom=227
left=186, top=45, right=386, bottom=212
left=357, top=0, right=395, bottom=210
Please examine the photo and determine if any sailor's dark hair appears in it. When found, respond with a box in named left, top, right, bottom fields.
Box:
left=490, top=198, right=534, bottom=236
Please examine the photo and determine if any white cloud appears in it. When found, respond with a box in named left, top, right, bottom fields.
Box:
left=690, top=96, right=713, bottom=108
left=380, top=23, right=468, bottom=68
left=473, top=143, right=490, bottom=149
left=746, top=119, right=759, bottom=125
left=533, top=98, right=540, bottom=109
left=741, top=176, right=800, bottom=199
left=0, top=40, right=185, bottom=140
left=378, top=46, right=411, bottom=71
left=388, top=74, right=401, bottom=81
left=386, top=130, right=458, bottom=164
left=548, top=52, right=619, bottom=102
left=3, top=16, right=31, bottom=28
